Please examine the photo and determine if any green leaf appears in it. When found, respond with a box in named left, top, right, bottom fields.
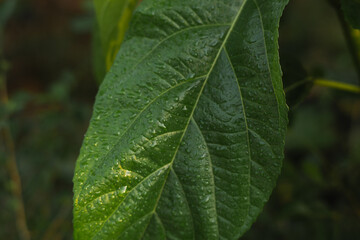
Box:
left=341, top=0, right=360, bottom=29
left=74, top=0, right=289, bottom=239
left=92, top=22, right=107, bottom=84
left=94, top=0, right=141, bottom=72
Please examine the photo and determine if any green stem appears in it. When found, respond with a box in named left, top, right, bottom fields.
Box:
left=328, top=0, right=360, bottom=84
left=314, top=78, right=360, bottom=93
left=284, top=77, right=360, bottom=94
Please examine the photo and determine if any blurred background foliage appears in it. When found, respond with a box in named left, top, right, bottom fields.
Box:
left=0, top=0, right=359, bottom=239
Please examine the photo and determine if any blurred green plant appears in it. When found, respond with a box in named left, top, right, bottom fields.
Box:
left=0, top=1, right=31, bottom=240
left=340, top=0, right=360, bottom=29
left=1, top=0, right=95, bottom=239
left=330, top=0, right=360, bottom=82
left=0, top=0, right=17, bottom=28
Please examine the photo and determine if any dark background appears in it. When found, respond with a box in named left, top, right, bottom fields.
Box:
left=1, top=0, right=359, bottom=239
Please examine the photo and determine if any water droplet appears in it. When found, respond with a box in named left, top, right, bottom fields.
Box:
left=119, top=186, right=127, bottom=193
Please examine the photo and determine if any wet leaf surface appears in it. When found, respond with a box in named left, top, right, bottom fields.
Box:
left=74, top=0, right=289, bottom=239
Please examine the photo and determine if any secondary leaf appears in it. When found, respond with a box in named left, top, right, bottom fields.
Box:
left=92, top=22, right=107, bottom=83
left=74, top=0, right=289, bottom=239
left=94, top=0, right=141, bottom=71
left=341, top=0, right=360, bottom=29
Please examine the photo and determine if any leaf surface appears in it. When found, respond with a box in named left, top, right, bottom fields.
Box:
left=74, top=0, right=289, bottom=239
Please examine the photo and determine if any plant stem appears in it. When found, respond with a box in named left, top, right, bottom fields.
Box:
left=284, top=77, right=360, bottom=94
left=314, top=78, right=360, bottom=93
left=0, top=31, right=31, bottom=240
left=328, top=0, right=360, bottom=84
